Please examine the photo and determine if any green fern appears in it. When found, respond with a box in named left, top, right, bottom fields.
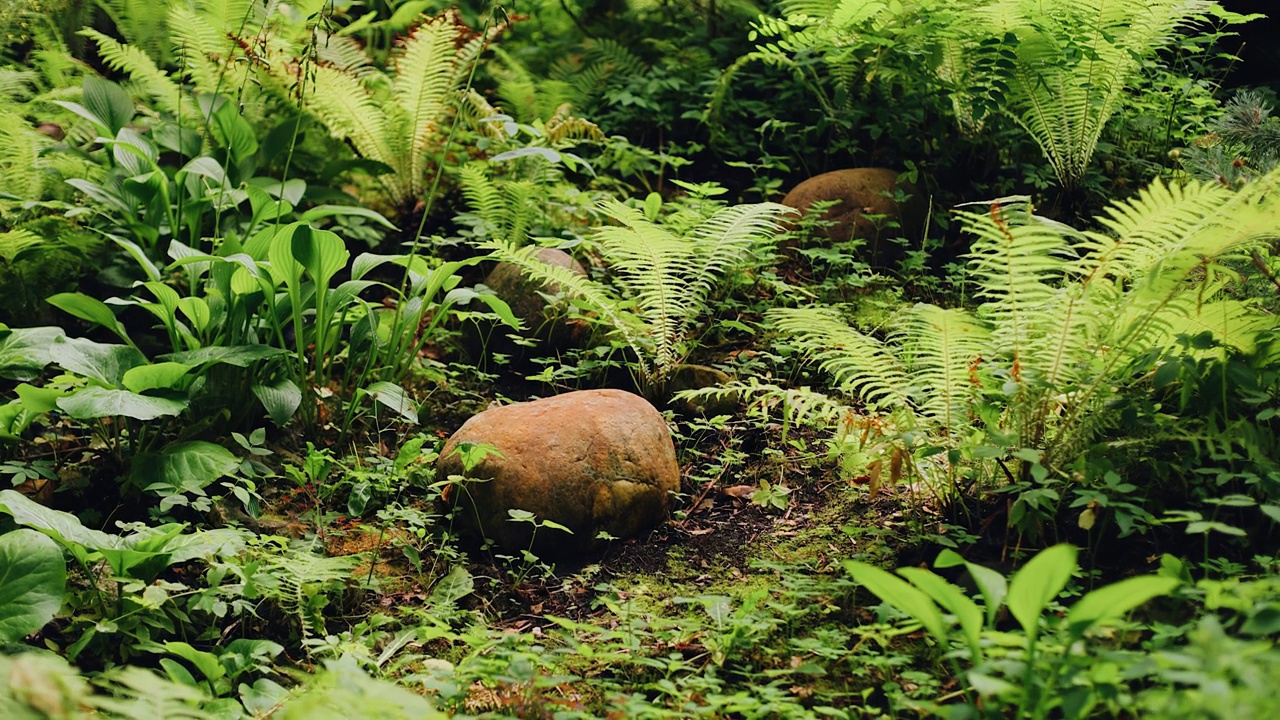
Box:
left=487, top=198, right=790, bottom=388
left=965, top=0, right=1221, bottom=188
left=772, top=170, right=1280, bottom=489
left=257, top=543, right=360, bottom=646
left=298, top=14, right=502, bottom=213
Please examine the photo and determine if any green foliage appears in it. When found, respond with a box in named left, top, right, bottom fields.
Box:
left=848, top=544, right=1181, bottom=717
left=488, top=190, right=791, bottom=388
left=768, top=171, right=1280, bottom=531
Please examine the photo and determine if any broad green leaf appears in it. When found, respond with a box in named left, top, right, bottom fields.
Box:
left=210, top=101, right=258, bottom=164
left=898, top=567, right=984, bottom=660
left=0, top=489, right=121, bottom=551
left=253, top=379, right=301, bottom=426
left=363, top=381, right=418, bottom=424
left=162, top=345, right=287, bottom=368
left=1007, top=544, right=1077, bottom=637
left=46, top=293, right=133, bottom=346
left=177, top=297, right=211, bottom=333
left=0, top=529, right=67, bottom=643
left=114, top=238, right=162, bottom=282
left=0, top=326, right=65, bottom=381
left=15, top=383, right=68, bottom=413
left=82, top=76, right=135, bottom=134
left=299, top=204, right=397, bottom=230
left=845, top=560, right=948, bottom=645
left=132, top=441, right=239, bottom=499
left=162, top=528, right=248, bottom=564
left=57, top=387, right=187, bottom=421
left=122, top=362, right=194, bottom=393
left=290, top=224, right=349, bottom=290
left=429, top=565, right=475, bottom=605
left=1066, top=575, right=1179, bottom=638
left=936, top=549, right=1008, bottom=627
left=163, top=641, right=226, bottom=683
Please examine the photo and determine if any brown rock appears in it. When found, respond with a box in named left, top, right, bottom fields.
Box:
left=436, top=389, right=680, bottom=555
left=661, top=364, right=737, bottom=416
left=780, top=168, right=925, bottom=265
left=484, top=247, right=589, bottom=348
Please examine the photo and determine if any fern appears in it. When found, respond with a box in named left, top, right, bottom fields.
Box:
left=967, top=0, right=1219, bottom=188
left=486, top=198, right=789, bottom=388
left=80, top=28, right=187, bottom=118
left=258, top=543, right=360, bottom=646
left=768, top=307, right=915, bottom=417
left=770, top=170, right=1280, bottom=491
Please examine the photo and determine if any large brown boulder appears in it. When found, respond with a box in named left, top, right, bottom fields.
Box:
left=780, top=168, right=925, bottom=265
left=436, top=389, right=680, bottom=555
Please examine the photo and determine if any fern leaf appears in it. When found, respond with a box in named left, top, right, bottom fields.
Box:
left=80, top=28, right=186, bottom=118
left=898, top=304, right=990, bottom=438
left=392, top=17, right=461, bottom=199
left=596, top=200, right=699, bottom=378
left=768, top=307, right=916, bottom=418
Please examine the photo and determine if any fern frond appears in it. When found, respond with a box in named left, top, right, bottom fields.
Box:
left=596, top=200, right=700, bottom=376
left=457, top=164, right=506, bottom=235
left=897, top=304, right=990, bottom=438
left=485, top=238, right=648, bottom=369
left=961, top=199, right=1079, bottom=356
left=307, top=65, right=392, bottom=180
left=167, top=4, right=232, bottom=96
left=688, top=202, right=791, bottom=307
left=80, top=28, right=186, bottom=118
left=768, top=306, right=916, bottom=417
left=260, top=544, right=360, bottom=644
left=391, top=16, right=461, bottom=198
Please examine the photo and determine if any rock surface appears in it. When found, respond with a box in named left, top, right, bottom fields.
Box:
left=484, top=247, right=590, bottom=350
left=436, top=389, right=680, bottom=554
left=662, top=364, right=737, bottom=416
left=780, top=168, right=924, bottom=265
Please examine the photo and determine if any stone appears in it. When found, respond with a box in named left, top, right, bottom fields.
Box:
left=436, top=389, right=680, bottom=555
left=780, top=168, right=925, bottom=265
left=483, top=247, right=590, bottom=350
left=661, top=364, right=737, bottom=416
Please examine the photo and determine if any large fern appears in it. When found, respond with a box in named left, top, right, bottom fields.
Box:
left=966, top=0, right=1220, bottom=188
left=298, top=13, right=502, bottom=213
left=487, top=198, right=790, bottom=388
left=772, top=170, right=1280, bottom=488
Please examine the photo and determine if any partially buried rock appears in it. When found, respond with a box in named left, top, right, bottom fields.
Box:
left=481, top=247, right=590, bottom=361
left=436, top=389, right=680, bottom=555
left=780, top=168, right=925, bottom=265
left=661, top=364, right=737, bottom=417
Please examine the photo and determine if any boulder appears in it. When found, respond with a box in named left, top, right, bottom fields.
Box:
left=483, top=247, right=590, bottom=352
left=436, top=389, right=680, bottom=555
left=661, top=364, right=737, bottom=417
left=780, top=168, right=925, bottom=265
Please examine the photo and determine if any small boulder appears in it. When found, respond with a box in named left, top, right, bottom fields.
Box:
left=662, top=364, right=737, bottom=417
left=484, top=247, right=590, bottom=352
left=780, top=168, right=924, bottom=265
left=436, top=389, right=680, bottom=555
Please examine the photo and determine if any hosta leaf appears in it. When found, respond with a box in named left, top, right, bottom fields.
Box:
left=0, top=326, right=65, bottom=381
left=1007, top=544, right=1077, bottom=637
left=57, top=387, right=187, bottom=420
left=48, top=337, right=146, bottom=387
left=253, top=379, right=301, bottom=426
left=132, top=441, right=240, bottom=497
left=0, top=488, right=121, bottom=550
left=363, top=381, right=418, bottom=424
left=162, top=345, right=287, bottom=368
left=46, top=293, right=134, bottom=346
left=122, top=362, right=194, bottom=393
left=0, top=529, right=67, bottom=642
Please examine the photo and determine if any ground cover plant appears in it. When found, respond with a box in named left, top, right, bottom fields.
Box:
left=0, top=1, right=1277, bottom=718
